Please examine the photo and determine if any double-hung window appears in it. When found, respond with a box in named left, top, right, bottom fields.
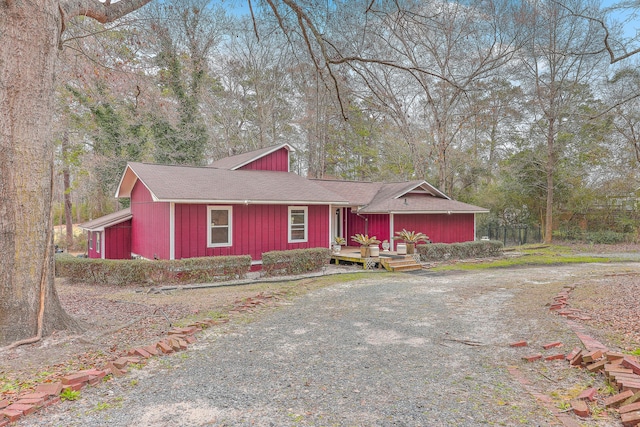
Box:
left=288, top=206, right=308, bottom=243
left=207, top=206, right=232, bottom=247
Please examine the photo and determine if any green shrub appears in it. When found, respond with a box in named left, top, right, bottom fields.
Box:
left=262, top=248, right=331, bottom=277
left=553, top=229, right=636, bottom=244
left=55, top=254, right=251, bottom=286
left=417, top=240, right=503, bottom=262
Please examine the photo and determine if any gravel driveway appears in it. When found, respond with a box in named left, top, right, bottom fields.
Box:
left=19, top=263, right=637, bottom=427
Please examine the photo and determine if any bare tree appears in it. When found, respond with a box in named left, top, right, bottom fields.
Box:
left=516, top=0, right=608, bottom=243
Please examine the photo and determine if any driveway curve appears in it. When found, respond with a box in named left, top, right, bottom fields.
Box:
left=20, top=263, right=637, bottom=427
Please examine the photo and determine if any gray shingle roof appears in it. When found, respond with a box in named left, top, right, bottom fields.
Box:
left=79, top=208, right=132, bottom=231
left=117, top=163, right=348, bottom=205
left=312, top=179, right=488, bottom=213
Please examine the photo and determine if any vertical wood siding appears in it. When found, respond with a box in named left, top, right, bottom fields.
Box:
left=104, top=220, right=132, bottom=259
left=174, top=203, right=329, bottom=261
left=131, top=181, right=170, bottom=259
left=238, top=147, right=289, bottom=171
left=345, top=211, right=390, bottom=243
left=394, top=213, right=475, bottom=244
left=88, top=231, right=100, bottom=259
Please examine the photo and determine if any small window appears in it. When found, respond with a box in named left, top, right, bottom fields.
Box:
left=89, top=232, right=93, bottom=250
left=208, top=206, right=232, bottom=247
left=288, top=206, right=308, bottom=243
left=96, top=232, right=101, bottom=254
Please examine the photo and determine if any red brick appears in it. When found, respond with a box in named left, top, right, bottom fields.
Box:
left=157, top=341, right=173, bottom=354
left=61, top=373, right=89, bottom=386
left=0, top=418, right=9, bottom=427
left=586, top=359, right=608, bottom=372
left=184, top=335, right=197, bottom=344
left=604, top=390, right=634, bottom=408
left=621, top=411, right=640, bottom=427
left=0, top=409, right=22, bottom=422
left=130, top=348, right=152, bottom=359
left=619, top=401, right=640, bottom=414
left=622, top=391, right=640, bottom=406
left=565, top=347, right=581, bottom=361
left=35, top=382, right=63, bottom=396
left=571, top=399, right=590, bottom=418
left=16, top=397, right=45, bottom=407
left=0, top=400, right=8, bottom=410
left=570, top=350, right=584, bottom=366
left=43, top=396, right=61, bottom=408
left=623, top=357, right=640, bottom=376
left=6, top=403, right=36, bottom=416
left=582, top=350, right=603, bottom=363
left=606, top=351, right=626, bottom=361
left=168, top=338, right=181, bottom=351
left=544, top=353, right=565, bottom=361
left=509, top=340, right=527, bottom=348
left=177, top=338, right=188, bottom=350
left=522, top=354, right=542, bottom=362
left=63, top=383, right=84, bottom=392
left=106, top=361, right=125, bottom=377
left=542, top=341, right=562, bottom=350
left=19, top=392, right=47, bottom=400
left=577, top=387, right=597, bottom=401
left=605, top=365, right=634, bottom=376
left=143, top=345, right=159, bottom=356
left=111, top=357, right=131, bottom=370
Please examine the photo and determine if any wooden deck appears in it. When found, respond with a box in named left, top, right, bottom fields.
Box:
left=331, top=246, right=423, bottom=272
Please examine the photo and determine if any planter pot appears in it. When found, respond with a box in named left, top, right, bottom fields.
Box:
left=396, top=243, right=407, bottom=255
left=333, top=244, right=342, bottom=253
left=369, top=245, right=380, bottom=257
left=360, top=246, right=370, bottom=258
left=406, top=243, right=415, bottom=254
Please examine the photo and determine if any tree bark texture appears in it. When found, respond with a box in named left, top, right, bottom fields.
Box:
left=0, top=1, right=76, bottom=345
left=62, top=131, right=74, bottom=249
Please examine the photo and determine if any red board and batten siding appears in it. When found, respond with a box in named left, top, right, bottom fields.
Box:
left=393, top=213, right=475, bottom=245
left=237, top=148, right=289, bottom=172
left=102, top=221, right=132, bottom=259
left=346, top=210, right=476, bottom=249
left=174, top=203, right=329, bottom=261
left=345, top=211, right=390, bottom=243
left=88, top=231, right=100, bottom=259
left=130, top=181, right=171, bottom=260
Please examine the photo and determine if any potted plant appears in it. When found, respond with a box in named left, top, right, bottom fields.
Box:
left=351, top=234, right=381, bottom=258
left=393, top=229, right=429, bottom=254
left=333, top=236, right=346, bottom=253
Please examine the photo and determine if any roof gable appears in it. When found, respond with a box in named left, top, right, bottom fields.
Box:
left=208, top=143, right=294, bottom=171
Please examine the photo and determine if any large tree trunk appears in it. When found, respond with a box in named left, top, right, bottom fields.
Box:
left=62, top=131, right=74, bottom=250
left=0, top=1, right=77, bottom=346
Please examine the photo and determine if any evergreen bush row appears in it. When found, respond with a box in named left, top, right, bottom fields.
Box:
left=55, top=254, right=251, bottom=286
left=553, top=229, right=636, bottom=244
left=261, top=248, right=331, bottom=277
left=417, top=240, right=503, bottom=261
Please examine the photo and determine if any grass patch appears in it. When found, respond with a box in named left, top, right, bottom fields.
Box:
left=431, top=254, right=616, bottom=271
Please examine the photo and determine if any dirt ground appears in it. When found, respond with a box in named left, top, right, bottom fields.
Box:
left=2, top=243, right=640, bottom=412
left=0, top=269, right=365, bottom=396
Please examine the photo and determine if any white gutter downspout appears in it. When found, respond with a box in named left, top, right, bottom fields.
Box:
left=389, top=213, right=394, bottom=251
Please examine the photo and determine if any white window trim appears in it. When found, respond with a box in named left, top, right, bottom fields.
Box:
left=207, top=206, right=233, bottom=248
left=288, top=206, right=308, bottom=243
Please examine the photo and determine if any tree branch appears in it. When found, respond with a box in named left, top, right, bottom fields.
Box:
left=60, top=0, right=153, bottom=24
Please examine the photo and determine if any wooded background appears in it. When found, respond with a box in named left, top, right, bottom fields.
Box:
left=52, top=0, right=640, bottom=246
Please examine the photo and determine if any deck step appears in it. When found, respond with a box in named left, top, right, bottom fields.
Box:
left=380, top=256, right=422, bottom=272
